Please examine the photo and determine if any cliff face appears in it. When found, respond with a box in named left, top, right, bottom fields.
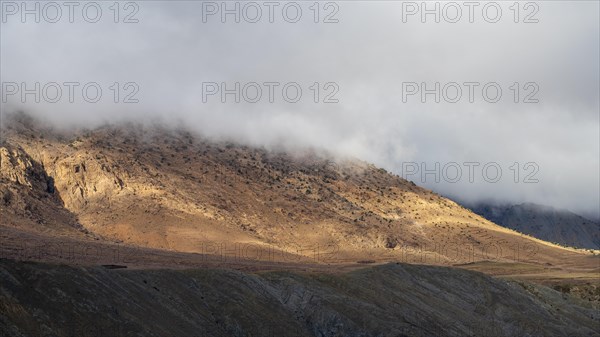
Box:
left=0, top=144, right=54, bottom=192
left=0, top=142, right=84, bottom=237
left=1, top=259, right=598, bottom=337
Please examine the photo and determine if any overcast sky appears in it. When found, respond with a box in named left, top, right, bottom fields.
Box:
left=1, top=1, right=599, bottom=219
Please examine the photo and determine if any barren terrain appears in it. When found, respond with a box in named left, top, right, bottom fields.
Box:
left=1, top=113, right=598, bottom=336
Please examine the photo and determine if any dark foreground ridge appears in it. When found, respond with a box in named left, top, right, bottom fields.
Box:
left=1, top=259, right=598, bottom=337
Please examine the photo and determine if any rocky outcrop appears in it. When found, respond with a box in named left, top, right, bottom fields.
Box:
left=0, top=143, right=84, bottom=236
left=0, top=144, right=55, bottom=194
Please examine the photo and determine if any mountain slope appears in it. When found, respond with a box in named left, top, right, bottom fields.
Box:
left=1, top=113, right=599, bottom=337
left=471, top=202, right=600, bottom=250
left=0, top=113, right=593, bottom=269
left=1, top=259, right=598, bottom=337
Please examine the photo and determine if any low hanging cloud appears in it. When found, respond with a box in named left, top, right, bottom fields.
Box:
left=1, top=1, right=598, bottom=219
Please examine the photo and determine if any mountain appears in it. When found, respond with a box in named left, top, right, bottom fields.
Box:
left=1, top=113, right=593, bottom=269
left=470, top=202, right=600, bottom=250
left=1, top=112, right=599, bottom=336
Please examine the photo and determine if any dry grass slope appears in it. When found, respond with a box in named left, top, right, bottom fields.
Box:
left=0, top=113, right=597, bottom=280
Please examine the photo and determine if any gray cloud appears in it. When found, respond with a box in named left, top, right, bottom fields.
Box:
left=1, top=1, right=598, bottom=218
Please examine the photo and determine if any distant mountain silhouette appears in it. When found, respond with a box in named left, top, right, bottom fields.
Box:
left=470, top=202, right=600, bottom=250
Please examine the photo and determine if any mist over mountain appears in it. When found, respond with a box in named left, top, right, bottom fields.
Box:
left=2, top=111, right=595, bottom=265
left=2, top=1, right=599, bottom=218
